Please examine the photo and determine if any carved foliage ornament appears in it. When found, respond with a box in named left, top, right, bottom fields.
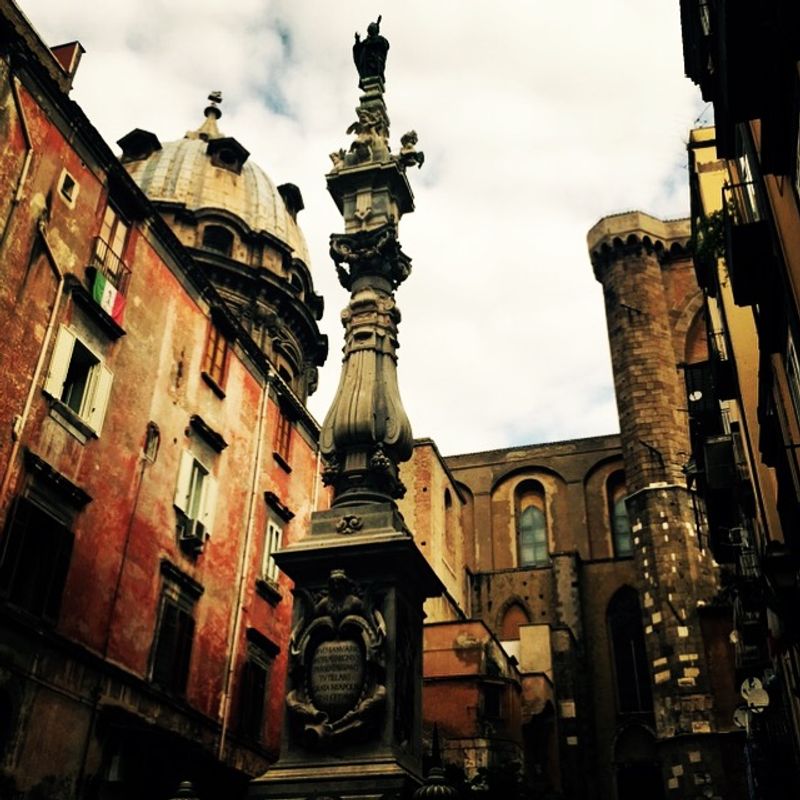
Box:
left=329, top=224, right=411, bottom=290
left=287, top=570, right=387, bottom=747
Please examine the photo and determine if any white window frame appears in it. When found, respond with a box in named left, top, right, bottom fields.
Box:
left=261, top=517, right=283, bottom=583
left=43, top=325, right=113, bottom=434
left=174, top=450, right=217, bottom=539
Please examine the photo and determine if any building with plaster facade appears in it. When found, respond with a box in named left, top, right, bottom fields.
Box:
left=0, top=1, right=326, bottom=796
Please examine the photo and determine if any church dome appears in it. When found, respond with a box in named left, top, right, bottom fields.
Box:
left=119, top=97, right=310, bottom=265
left=116, top=94, right=327, bottom=402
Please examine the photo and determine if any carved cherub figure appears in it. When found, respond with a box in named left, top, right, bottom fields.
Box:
left=329, top=148, right=347, bottom=170
left=398, top=130, right=424, bottom=169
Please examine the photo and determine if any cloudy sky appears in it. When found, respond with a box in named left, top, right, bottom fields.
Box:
left=19, top=0, right=706, bottom=456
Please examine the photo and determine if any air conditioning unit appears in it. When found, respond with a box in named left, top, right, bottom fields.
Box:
left=179, top=517, right=206, bottom=551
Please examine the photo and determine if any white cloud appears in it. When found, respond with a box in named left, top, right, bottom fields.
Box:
left=18, top=0, right=702, bottom=455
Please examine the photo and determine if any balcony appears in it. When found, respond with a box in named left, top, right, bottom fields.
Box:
left=680, top=0, right=716, bottom=101
left=85, top=236, right=130, bottom=326
left=701, top=431, right=753, bottom=563
left=723, top=182, right=774, bottom=307
left=733, top=587, right=769, bottom=672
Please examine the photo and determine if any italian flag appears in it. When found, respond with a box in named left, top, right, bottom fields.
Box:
left=92, top=271, right=126, bottom=324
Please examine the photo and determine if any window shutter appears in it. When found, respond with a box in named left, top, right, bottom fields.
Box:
left=174, top=451, right=194, bottom=513
left=152, top=601, right=179, bottom=688
left=43, top=525, right=74, bottom=623
left=174, top=609, right=195, bottom=696
left=239, top=658, right=268, bottom=740
left=86, top=362, right=113, bottom=434
left=201, top=473, right=218, bottom=537
left=43, top=326, right=75, bottom=399
left=0, top=497, right=31, bottom=597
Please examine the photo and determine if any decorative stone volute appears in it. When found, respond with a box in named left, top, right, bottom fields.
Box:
left=321, top=18, right=422, bottom=507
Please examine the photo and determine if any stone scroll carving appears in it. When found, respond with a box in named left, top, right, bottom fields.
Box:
left=286, top=570, right=387, bottom=747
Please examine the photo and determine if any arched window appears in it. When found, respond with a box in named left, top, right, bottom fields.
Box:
left=516, top=481, right=548, bottom=567
left=608, top=473, right=633, bottom=558
left=202, top=225, right=234, bottom=257
left=607, top=588, right=652, bottom=715
left=443, top=488, right=455, bottom=558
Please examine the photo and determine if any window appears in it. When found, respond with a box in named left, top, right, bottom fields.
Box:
left=519, top=506, right=548, bottom=566
left=151, top=569, right=201, bottom=696
left=92, top=205, right=131, bottom=298
left=261, top=518, right=282, bottom=584
left=144, top=422, right=160, bottom=463
left=202, top=324, right=228, bottom=390
left=238, top=634, right=275, bottom=742
left=44, top=326, right=113, bottom=434
left=273, top=409, right=292, bottom=466
left=0, top=497, right=73, bottom=622
left=516, top=481, right=548, bottom=567
left=202, top=225, right=234, bottom=257
left=59, top=171, right=76, bottom=203
left=608, top=472, right=633, bottom=558
left=173, top=451, right=217, bottom=550
left=483, top=683, right=502, bottom=719
left=443, top=487, right=457, bottom=558
left=608, top=588, right=653, bottom=715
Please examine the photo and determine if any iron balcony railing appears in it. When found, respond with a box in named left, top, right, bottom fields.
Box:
left=88, top=236, right=131, bottom=296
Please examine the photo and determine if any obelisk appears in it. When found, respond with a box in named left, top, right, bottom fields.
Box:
left=248, top=18, right=441, bottom=800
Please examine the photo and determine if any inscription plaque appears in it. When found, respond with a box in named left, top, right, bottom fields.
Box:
left=310, top=639, right=365, bottom=720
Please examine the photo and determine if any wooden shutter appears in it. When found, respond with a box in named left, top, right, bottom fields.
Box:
left=239, top=659, right=268, bottom=740
left=152, top=601, right=180, bottom=689
left=174, top=451, right=194, bottom=513
left=173, top=609, right=195, bottom=696
left=86, top=362, right=113, bottom=434
left=152, top=599, right=195, bottom=696
left=43, top=326, right=75, bottom=399
left=43, top=524, right=74, bottom=623
left=201, top=473, right=217, bottom=537
left=0, top=497, right=31, bottom=597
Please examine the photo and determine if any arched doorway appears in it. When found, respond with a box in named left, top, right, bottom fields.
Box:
left=614, top=724, right=664, bottom=800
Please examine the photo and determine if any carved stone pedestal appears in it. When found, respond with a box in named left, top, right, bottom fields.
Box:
left=248, top=504, right=442, bottom=800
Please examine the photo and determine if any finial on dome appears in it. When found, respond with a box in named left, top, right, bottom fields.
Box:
left=193, top=90, right=223, bottom=141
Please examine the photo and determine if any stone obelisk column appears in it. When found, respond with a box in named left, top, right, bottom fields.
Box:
left=249, top=19, right=441, bottom=800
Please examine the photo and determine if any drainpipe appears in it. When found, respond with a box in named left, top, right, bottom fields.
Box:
left=0, top=217, right=64, bottom=507
left=313, top=445, right=322, bottom=511
left=217, top=371, right=271, bottom=759
left=0, top=76, right=35, bottom=256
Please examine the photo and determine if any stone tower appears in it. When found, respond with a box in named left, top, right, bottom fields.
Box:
left=588, top=213, right=728, bottom=798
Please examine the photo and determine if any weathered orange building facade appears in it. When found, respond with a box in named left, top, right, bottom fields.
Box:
left=0, top=1, right=326, bottom=796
